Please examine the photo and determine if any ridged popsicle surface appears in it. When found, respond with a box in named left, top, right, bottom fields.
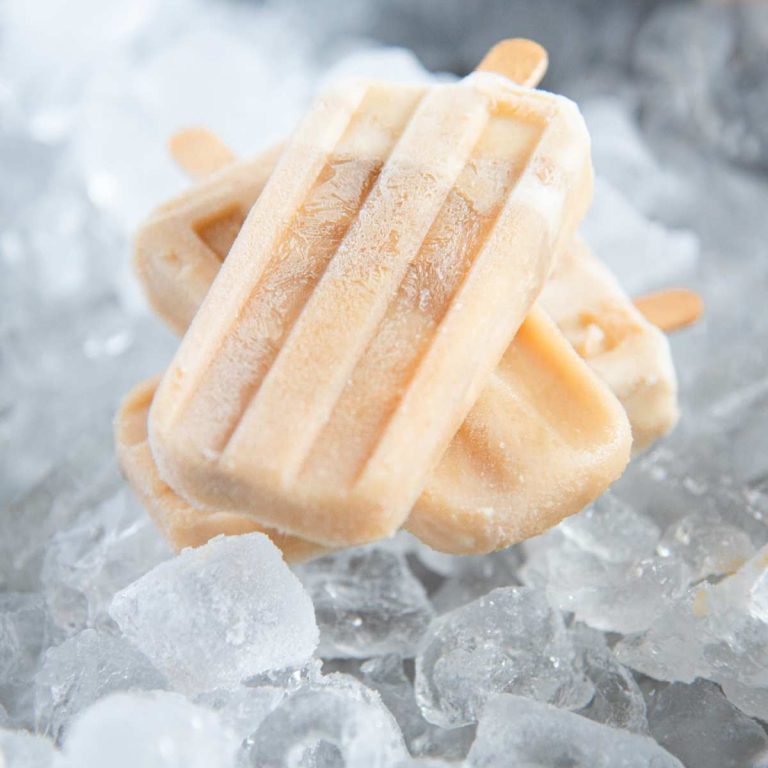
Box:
left=150, top=75, right=594, bottom=545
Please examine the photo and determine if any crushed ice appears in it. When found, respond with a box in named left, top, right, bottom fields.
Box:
left=2, top=0, right=768, bottom=765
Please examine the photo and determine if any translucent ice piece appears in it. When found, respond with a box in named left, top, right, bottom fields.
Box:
left=109, top=533, right=318, bottom=694
left=415, top=586, right=593, bottom=727
left=467, top=694, right=683, bottom=768
left=296, top=547, right=433, bottom=659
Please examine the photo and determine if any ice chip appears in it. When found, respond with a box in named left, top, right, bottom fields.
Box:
left=414, top=586, right=593, bottom=728
left=62, top=690, right=237, bottom=768
left=522, top=529, right=690, bottom=634
left=109, top=533, right=318, bottom=694
left=296, top=547, right=433, bottom=658
left=571, top=625, right=647, bottom=733
left=42, top=489, right=171, bottom=635
left=467, top=694, right=683, bottom=768
left=429, top=548, right=523, bottom=615
left=245, top=673, right=408, bottom=768
left=560, top=492, right=661, bottom=564
left=34, top=629, right=166, bottom=740
left=647, top=680, right=768, bottom=768
left=359, top=655, right=475, bottom=760
left=658, top=513, right=755, bottom=583
left=0, top=593, right=52, bottom=726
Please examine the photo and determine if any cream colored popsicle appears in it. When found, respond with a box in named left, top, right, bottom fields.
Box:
left=539, top=237, right=679, bottom=449
left=136, top=138, right=687, bottom=454
left=115, top=377, right=327, bottom=562
left=121, top=293, right=630, bottom=555
left=148, top=64, right=594, bottom=546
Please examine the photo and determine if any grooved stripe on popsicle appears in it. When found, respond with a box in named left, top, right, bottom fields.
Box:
left=172, top=88, right=423, bottom=456
left=297, top=112, right=544, bottom=490
left=221, top=84, right=494, bottom=481
left=193, top=204, right=248, bottom=261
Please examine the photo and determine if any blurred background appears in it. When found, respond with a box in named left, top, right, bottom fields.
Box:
left=0, top=0, right=766, bottom=513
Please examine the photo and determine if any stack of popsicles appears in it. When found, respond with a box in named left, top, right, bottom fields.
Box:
left=117, top=39, right=695, bottom=560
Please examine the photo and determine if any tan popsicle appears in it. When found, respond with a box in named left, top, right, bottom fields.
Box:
left=146, top=39, right=604, bottom=548
left=119, top=288, right=631, bottom=555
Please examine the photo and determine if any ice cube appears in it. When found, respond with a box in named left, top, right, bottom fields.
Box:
left=429, top=549, right=523, bottom=615
left=613, top=593, right=705, bottom=685
left=245, top=673, right=407, bottom=768
left=34, top=628, right=166, bottom=740
left=415, top=587, right=593, bottom=728
left=109, top=533, right=318, bottom=694
left=560, top=492, right=661, bottom=564
left=195, top=660, right=322, bottom=750
left=646, top=680, right=768, bottom=768
left=571, top=625, right=647, bottom=733
left=42, top=489, right=171, bottom=635
left=0, top=728, right=57, bottom=768
left=0, top=593, right=52, bottom=726
left=522, top=530, right=690, bottom=634
left=657, top=513, right=754, bottom=583
left=467, top=695, right=683, bottom=768
left=296, top=547, right=433, bottom=659
left=616, top=546, right=768, bottom=721
left=62, top=690, right=237, bottom=768
left=359, top=655, right=474, bottom=760
left=0, top=428, right=120, bottom=592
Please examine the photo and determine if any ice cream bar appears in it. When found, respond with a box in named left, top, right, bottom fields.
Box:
left=115, top=376, right=327, bottom=562
left=135, top=145, right=684, bottom=453
left=148, top=71, right=593, bottom=546
left=538, top=237, right=679, bottom=449
left=121, top=298, right=631, bottom=555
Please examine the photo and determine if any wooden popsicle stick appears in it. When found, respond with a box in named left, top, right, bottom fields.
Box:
left=168, top=126, right=236, bottom=180
left=634, top=288, right=704, bottom=333
left=475, top=38, right=549, bottom=88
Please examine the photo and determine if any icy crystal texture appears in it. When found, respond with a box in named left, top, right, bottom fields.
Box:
left=34, top=628, right=166, bottom=740
left=42, top=488, right=171, bottom=636
left=245, top=673, right=408, bottom=768
left=62, top=691, right=238, bottom=768
left=415, top=587, right=593, bottom=727
left=359, top=655, right=475, bottom=760
left=0, top=593, right=51, bottom=726
left=521, top=507, right=690, bottom=634
left=109, top=534, right=318, bottom=694
left=616, top=544, right=768, bottom=722
left=646, top=680, right=768, bottom=768
left=467, top=695, right=683, bottom=768
left=297, top=547, right=434, bottom=659
left=572, top=625, right=647, bottom=733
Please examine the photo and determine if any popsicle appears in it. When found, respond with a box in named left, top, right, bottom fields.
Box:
left=148, top=44, right=595, bottom=547
left=135, top=127, right=691, bottom=454
left=538, top=237, right=679, bottom=449
left=121, top=291, right=630, bottom=555
left=115, top=376, right=327, bottom=562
